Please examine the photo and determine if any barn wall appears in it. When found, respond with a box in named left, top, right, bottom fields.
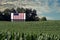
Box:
left=11, top=13, right=26, bottom=21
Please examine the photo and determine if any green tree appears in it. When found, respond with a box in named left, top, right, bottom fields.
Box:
left=16, top=7, right=25, bottom=13
left=3, top=8, right=11, bottom=15
left=35, top=17, right=40, bottom=21
left=41, top=17, right=47, bottom=21
left=3, top=8, right=11, bottom=21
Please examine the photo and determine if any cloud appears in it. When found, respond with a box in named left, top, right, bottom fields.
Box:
left=0, top=0, right=60, bottom=20
left=1, top=0, right=60, bottom=13
left=46, top=17, right=54, bottom=20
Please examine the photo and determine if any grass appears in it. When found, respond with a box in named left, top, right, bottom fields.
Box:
left=0, top=20, right=60, bottom=35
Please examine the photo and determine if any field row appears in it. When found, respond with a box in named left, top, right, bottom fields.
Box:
left=0, top=32, right=60, bottom=40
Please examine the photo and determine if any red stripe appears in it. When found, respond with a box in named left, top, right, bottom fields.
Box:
left=13, top=13, right=24, bottom=19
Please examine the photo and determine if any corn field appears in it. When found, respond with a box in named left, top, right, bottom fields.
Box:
left=0, top=21, right=60, bottom=40
left=0, top=31, right=60, bottom=40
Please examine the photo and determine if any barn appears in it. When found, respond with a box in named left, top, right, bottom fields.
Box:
left=11, top=13, right=26, bottom=21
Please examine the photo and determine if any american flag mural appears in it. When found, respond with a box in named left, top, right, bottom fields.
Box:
left=11, top=13, right=26, bottom=21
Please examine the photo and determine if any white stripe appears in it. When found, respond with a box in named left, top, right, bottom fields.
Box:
left=11, top=13, right=13, bottom=19
left=24, top=13, right=26, bottom=19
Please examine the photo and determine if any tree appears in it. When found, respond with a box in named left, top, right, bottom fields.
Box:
left=0, top=11, right=4, bottom=21
left=41, top=17, right=47, bottom=21
left=16, top=7, right=21, bottom=13
left=11, top=8, right=16, bottom=13
left=25, top=8, right=32, bottom=21
left=3, top=8, right=11, bottom=15
left=34, top=17, right=40, bottom=21
left=25, top=8, right=38, bottom=21
left=0, top=11, right=2, bottom=15
left=30, top=9, right=37, bottom=21
left=3, top=8, right=11, bottom=21
left=16, top=7, right=25, bottom=13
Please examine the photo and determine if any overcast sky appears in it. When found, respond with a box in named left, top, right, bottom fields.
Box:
left=25, top=0, right=60, bottom=20
left=0, top=0, right=60, bottom=20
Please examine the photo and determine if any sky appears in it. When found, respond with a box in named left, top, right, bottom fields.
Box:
left=17, top=0, right=60, bottom=20
left=0, top=0, right=60, bottom=20
left=33, top=0, right=60, bottom=20
left=21, top=0, right=60, bottom=20
left=40, top=0, right=60, bottom=20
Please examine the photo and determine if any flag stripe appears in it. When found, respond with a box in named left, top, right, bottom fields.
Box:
left=13, top=13, right=26, bottom=20
left=11, top=13, right=13, bottom=19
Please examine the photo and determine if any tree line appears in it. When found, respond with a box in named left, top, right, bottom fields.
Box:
left=0, top=7, right=47, bottom=21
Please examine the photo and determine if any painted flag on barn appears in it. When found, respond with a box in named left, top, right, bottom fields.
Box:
left=11, top=13, right=26, bottom=21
